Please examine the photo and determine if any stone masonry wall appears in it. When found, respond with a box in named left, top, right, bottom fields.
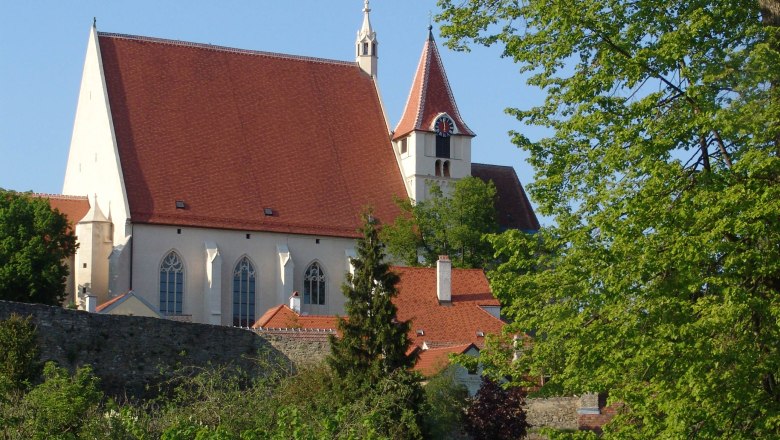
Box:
left=0, top=301, right=288, bottom=398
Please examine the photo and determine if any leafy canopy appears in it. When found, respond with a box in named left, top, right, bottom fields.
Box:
left=438, top=0, right=780, bottom=438
left=383, top=176, right=499, bottom=268
left=0, top=190, right=77, bottom=305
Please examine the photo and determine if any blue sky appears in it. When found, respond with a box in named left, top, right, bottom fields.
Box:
left=0, top=0, right=548, bottom=221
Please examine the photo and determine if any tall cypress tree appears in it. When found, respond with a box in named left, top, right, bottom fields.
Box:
left=328, top=211, right=417, bottom=392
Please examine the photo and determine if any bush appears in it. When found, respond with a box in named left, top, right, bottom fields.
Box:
left=0, top=314, right=40, bottom=392
left=464, top=377, right=528, bottom=440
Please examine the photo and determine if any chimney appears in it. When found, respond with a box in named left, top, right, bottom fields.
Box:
left=85, top=294, right=97, bottom=313
left=289, top=291, right=301, bottom=314
left=437, top=255, right=451, bottom=303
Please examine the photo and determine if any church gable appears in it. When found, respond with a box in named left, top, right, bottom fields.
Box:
left=98, top=33, right=406, bottom=237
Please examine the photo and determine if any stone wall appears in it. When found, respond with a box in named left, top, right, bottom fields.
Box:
left=254, top=330, right=332, bottom=367
left=0, top=300, right=287, bottom=398
left=525, top=396, right=580, bottom=437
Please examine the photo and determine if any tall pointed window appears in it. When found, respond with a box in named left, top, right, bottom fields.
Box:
left=303, top=262, right=326, bottom=305
left=443, top=160, right=451, bottom=177
left=232, top=256, right=256, bottom=327
left=435, top=159, right=442, bottom=177
left=159, top=251, right=184, bottom=315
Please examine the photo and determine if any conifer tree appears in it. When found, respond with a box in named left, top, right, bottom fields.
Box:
left=328, top=211, right=417, bottom=392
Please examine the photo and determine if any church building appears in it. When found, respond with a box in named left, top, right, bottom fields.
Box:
left=61, top=2, right=538, bottom=326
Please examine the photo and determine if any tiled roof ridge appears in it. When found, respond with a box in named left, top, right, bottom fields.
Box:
left=31, top=193, right=89, bottom=200
left=254, top=327, right=337, bottom=333
left=414, top=40, right=432, bottom=132
left=428, top=38, right=474, bottom=136
left=98, top=32, right=358, bottom=68
left=253, top=304, right=286, bottom=328
left=95, top=292, right=128, bottom=312
left=391, top=265, right=486, bottom=274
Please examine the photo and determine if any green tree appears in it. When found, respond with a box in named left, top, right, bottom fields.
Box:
left=328, top=211, right=424, bottom=437
left=0, top=190, right=77, bottom=305
left=438, top=0, right=780, bottom=438
left=0, top=314, right=40, bottom=393
left=383, top=176, right=499, bottom=268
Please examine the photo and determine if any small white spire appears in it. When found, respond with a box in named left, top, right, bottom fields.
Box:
left=356, top=0, right=378, bottom=77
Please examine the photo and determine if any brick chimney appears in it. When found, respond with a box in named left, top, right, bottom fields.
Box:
left=289, top=291, right=301, bottom=314
left=437, top=255, right=451, bottom=303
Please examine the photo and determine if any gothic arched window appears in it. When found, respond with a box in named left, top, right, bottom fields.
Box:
left=435, top=159, right=442, bottom=177
left=232, top=256, right=256, bottom=327
left=303, top=262, right=326, bottom=305
left=443, top=160, right=451, bottom=177
left=159, top=251, right=184, bottom=315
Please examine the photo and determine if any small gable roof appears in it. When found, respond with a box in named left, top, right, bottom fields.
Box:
left=34, top=194, right=90, bottom=232
left=95, top=290, right=162, bottom=317
left=471, top=163, right=540, bottom=231
left=415, top=343, right=477, bottom=377
left=252, top=304, right=339, bottom=331
left=98, top=33, right=406, bottom=238
left=393, top=266, right=504, bottom=348
left=393, top=31, right=474, bottom=140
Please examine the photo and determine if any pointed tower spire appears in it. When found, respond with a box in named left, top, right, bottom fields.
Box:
left=394, top=28, right=474, bottom=140
left=391, top=27, right=476, bottom=203
left=356, top=0, right=378, bottom=78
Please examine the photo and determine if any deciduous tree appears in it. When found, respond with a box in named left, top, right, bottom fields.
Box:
left=0, top=190, right=77, bottom=305
left=438, top=0, right=780, bottom=437
left=383, top=176, right=499, bottom=268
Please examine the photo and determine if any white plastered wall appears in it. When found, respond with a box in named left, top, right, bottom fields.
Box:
left=393, top=131, right=472, bottom=203
left=62, top=26, right=130, bottom=245
left=130, top=224, right=357, bottom=325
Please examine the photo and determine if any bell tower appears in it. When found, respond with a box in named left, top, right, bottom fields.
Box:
left=356, top=0, right=378, bottom=78
left=392, top=27, right=475, bottom=203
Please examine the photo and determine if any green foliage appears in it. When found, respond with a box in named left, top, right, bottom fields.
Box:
left=421, top=369, right=469, bottom=439
left=0, top=190, right=77, bottom=305
left=15, top=362, right=103, bottom=439
left=438, top=0, right=780, bottom=437
left=383, top=177, right=500, bottom=268
left=0, top=314, right=40, bottom=392
left=328, top=211, right=425, bottom=437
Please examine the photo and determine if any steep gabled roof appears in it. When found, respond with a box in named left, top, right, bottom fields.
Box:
left=471, top=163, right=540, bottom=231
left=393, top=266, right=503, bottom=348
left=34, top=194, right=90, bottom=232
left=98, top=33, right=406, bottom=238
left=393, top=30, right=475, bottom=140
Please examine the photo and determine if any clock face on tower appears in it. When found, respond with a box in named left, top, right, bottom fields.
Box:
left=434, top=115, right=455, bottom=138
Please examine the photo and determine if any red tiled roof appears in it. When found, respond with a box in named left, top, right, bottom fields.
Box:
left=393, top=31, right=474, bottom=140
left=34, top=194, right=90, bottom=232
left=414, top=343, right=476, bottom=377
left=252, top=304, right=339, bottom=330
left=254, top=267, right=504, bottom=349
left=393, top=266, right=503, bottom=348
left=95, top=292, right=127, bottom=312
left=471, top=163, right=540, bottom=231
left=98, top=33, right=406, bottom=238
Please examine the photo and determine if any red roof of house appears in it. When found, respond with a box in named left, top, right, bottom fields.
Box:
left=414, top=343, right=476, bottom=377
left=98, top=33, right=406, bottom=238
left=254, top=267, right=504, bottom=348
left=393, top=266, right=503, bottom=348
left=253, top=304, right=339, bottom=331
left=393, top=31, right=474, bottom=140
left=95, top=292, right=127, bottom=312
left=471, top=164, right=540, bottom=231
left=34, top=194, right=90, bottom=231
